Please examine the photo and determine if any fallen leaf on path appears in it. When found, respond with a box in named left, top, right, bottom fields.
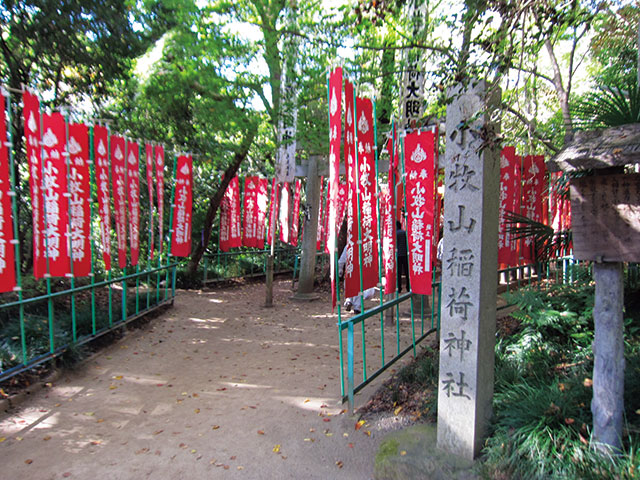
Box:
left=63, top=473, right=71, bottom=477
left=191, top=449, right=197, bottom=454
left=216, top=388, right=227, bottom=391
left=25, top=459, right=33, bottom=464
left=43, top=436, right=51, bottom=441
left=273, top=444, right=281, bottom=453
left=336, top=461, right=343, bottom=468
left=355, top=420, right=366, bottom=430
left=304, top=438, right=314, bottom=442
left=348, top=443, right=354, bottom=448
left=343, top=433, right=348, bottom=437
left=257, top=430, right=265, bottom=435
left=109, top=385, right=117, bottom=390
left=304, top=399, right=310, bottom=403
left=153, top=430, right=164, bottom=435
left=364, top=431, right=371, bottom=436
left=84, top=412, right=95, bottom=417
left=194, top=409, right=200, bottom=414
left=323, top=418, right=331, bottom=423
left=113, top=375, right=123, bottom=380
left=400, top=450, right=407, bottom=456
left=394, top=406, right=403, bottom=416
left=0, top=437, right=5, bottom=443
left=237, top=466, right=244, bottom=470
left=136, top=448, right=150, bottom=454
left=212, top=425, right=220, bottom=430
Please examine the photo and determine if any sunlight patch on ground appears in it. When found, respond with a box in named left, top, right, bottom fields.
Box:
left=207, top=298, right=225, bottom=304
left=218, top=382, right=273, bottom=390
left=274, top=395, right=343, bottom=415
left=51, top=386, right=84, bottom=398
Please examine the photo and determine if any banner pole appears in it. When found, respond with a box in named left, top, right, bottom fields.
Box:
left=166, top=153, right=178, bottom=301
left=373, top=98, right=385, bottom=367
left=5, top=89, right=27, bottom=364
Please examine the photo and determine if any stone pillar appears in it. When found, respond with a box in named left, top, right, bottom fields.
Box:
left=592, top=261, right=624, bottom=451
left=294, top=155, right=321, bottom=298
left=437, top=81, right=501, bottom=460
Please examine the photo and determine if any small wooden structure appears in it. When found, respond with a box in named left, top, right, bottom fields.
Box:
left=547, top=123, right=640, bottom=451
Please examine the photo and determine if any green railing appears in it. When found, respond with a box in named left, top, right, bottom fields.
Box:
left=0, top=262, right=178, bottom=382
left=338, top=256, right=640, bottom=412
left=202, top=247, right=299, bottom=284
left=339, top=279, right=442, bottom=412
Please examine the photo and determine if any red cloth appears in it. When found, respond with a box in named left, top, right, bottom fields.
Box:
left=171, top=155, right=193, bottom=257
left=110, top=135, right=127, bottom=268
left=220, top=176, right=241, bottom=251
left=242, top=176, right=259, bottom=248
left=381, top=185, right=396, bottom=295
left=267, top=179, right=279, bottom=247
left=354, top=96, right=379, bottom=293
left=498, top=146, right=519, bottom=267
left=126, top=141, right=141, bottom=266
left=404, top=129, right=436, bottom=295
left=67, top=123, right=91, bottom=276
left=256, top=178, right=268, bottom=249
left=521, top=155, right=546, bottom=263
left=145, top=144, right=155, bottom=260
left=154, top=145, right=165, bottom=254
left=328, top=67, right=342, bottom=310
left=22, top=91, right=45, bottom=278
left=290, top=179, right=302, bottom=246
left=0, top=93, right=16, bottom=292
left=343, top=79, right=360, bottom=299
left=93, top=125, right=112, bottom=270
left=42, top=112, right=70, bottom=276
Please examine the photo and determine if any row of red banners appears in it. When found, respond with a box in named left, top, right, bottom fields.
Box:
left=326, top=68, right=569, bottom=309
left=218, top=174, right=349, bottom=253
left=498, top=147, right=571, bottom=266
left=0, top=90, right=193, bottom=293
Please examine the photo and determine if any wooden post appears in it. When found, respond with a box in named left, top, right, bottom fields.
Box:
left=295, top=155, right=320, bottom=298
left=592, top=261, right=625, bottom=451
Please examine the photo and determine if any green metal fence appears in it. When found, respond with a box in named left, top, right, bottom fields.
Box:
left=338, top=255, right=640, bottom=412
left=0, top=263, right=178, bottom=382
left=338, top=280, right=441, bottom=412
left=202, top=247, right=299, bottom=284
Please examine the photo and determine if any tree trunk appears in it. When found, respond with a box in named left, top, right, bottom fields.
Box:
left=592, top=261, right=625, bottom=451
left=185, top=124, right=257, bottom=279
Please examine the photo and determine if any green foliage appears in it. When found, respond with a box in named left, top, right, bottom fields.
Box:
left=483, top=270, right=640, bottom=479
left=572, top=80, right=640, bottom=130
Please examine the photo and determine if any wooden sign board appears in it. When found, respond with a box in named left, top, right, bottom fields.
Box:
left=570, top=173, right=640, bottom=262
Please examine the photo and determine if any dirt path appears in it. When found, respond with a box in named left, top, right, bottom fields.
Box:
left=0, top=279, right=407, bottom=479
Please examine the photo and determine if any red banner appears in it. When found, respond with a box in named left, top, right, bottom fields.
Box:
left=256, top=178, right=268, bottom=249
left=145, top=144, right=155, bottom=260
left=67, top=123, right=91, bottom=277
left=154, top=145, right=165, bottom=254
left=381, top=185, right=396, bottom=295
left=317, top=176, right=325, bottom=251
left=171, top=155, right=193, bottom=257
left=267, top=179, right=279, bottom=246
left=498, top=146, right=519, bottom=267
left=23, top=91, right=45, bottom=278
left=111, top=135, right=127, bottom=268
left=0, top=93, right=16, bottom=292
left=404, top=129, right=436, bottom=295
left=42, top=112, right=70, bottom=277
left=290, top=179, right=302, bottom=247
left=521, top=155, right=546, bottom=263
left=328, top=67, right=342, bottom=309
left=279, top=182, right=291, bottom=244
left=343, top=79, right=360, bottom=299
left=220, top=176, right=241, bottom=252
left=242, top=176, right=259, bottom=248
left=355, top=96, right=379, bottom=293
left=93, top=125, right=112, bottom=270
left=127, top=141, right=141, bottom=266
